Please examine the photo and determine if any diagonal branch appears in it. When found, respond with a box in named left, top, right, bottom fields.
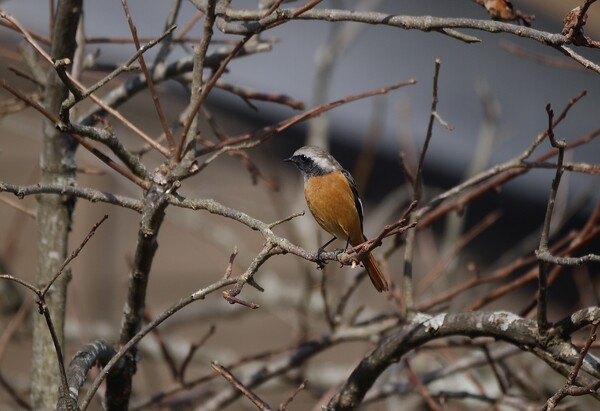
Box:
left=121, top=0, right=176, bottom=150
left=211, top=362, right=272, bottom=410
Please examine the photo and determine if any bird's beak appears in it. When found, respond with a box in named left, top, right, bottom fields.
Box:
left=283, top=157, right=293, bottom=163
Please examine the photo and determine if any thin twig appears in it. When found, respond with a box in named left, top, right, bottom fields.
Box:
left=211, top=362, right=272, bottom=410
left=403, top=59, right=442, bottom=311
left=1, top=216, right=109, bottom=410
left=178, top=325, right=216, bottom=382
left=121, top=0, right=175, bottom=151
left=195, top=80, right=417, bottom=162
left=0, top=11, right=171, bottom=156
left=535, top=104, right=565, bottom=335
left=268, top=211, right=305, bottom=228
left=41, top=215, right=109, bottom=297
left=405, top=359, right=442, bottom=411
left=0, top=80, right=151, bottom=188
left=543, top=320, right=600, bottom=410
left=175, top=0, right=218, bottom=161
left=0, top=296, right=34, bottom=362
left=416, top=210, right=502, bottom=295
left=61, top=25, right=177, bottom=118
left=216, top=81, right=305, bottom=110
left=144, top=309, right=179, bottom=380
left=0, top=195, right=36, bottom=218
left=38, top=301, right=75, bottom=411
left=79, top=275, right=239, bottom=411
left=278, top=379, right=307, bottom=411
left=320, top=271, right=336, bottom=330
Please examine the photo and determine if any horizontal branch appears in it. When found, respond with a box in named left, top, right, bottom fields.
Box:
left=213, top=6, right=600, bottom=73
left=167, top=194, right=406, bottom=268
left=536, top=249, right=600, bottom=266
left=0, top=182, right=143, bottom=212
left=222, top=8, right=564, bottom=43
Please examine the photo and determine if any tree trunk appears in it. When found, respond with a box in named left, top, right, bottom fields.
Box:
left=31, top=1, right=82, bottom=409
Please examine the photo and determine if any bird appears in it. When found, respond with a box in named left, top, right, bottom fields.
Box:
left=285, top=145, right=389, bottom=292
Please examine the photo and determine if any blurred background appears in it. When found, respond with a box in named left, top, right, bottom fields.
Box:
left=1, top=0, right=600, bottom=409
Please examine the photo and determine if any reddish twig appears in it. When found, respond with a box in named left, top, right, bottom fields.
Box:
left=195, top=79, right=417, bottom=158
left=542, top=320, right=600, bottom=410
left=278, top=379, right=307, bottom=411
left=121, top=0, right=176, bottom=150
left=0, top=195, right=36, bottom=218
left=405, top=358, right=442, bottom=411
left=211, top=362, right=272, bottom=410
left=0, top=80, right=150, bottom=188
left=216, top=81, right=305, bottom=110
left=143, top=309, right=179, bottom=380
left=499, top=40, right=589, bottom=72
left=178, top=325, right=216, bottom=382
left=222, top=290, right=260, bottom=309
left=0, top=296, right=34, bottom=363
left=416, top=210, right=502, bottom=294
left=0, top=11, right=171, bottom=156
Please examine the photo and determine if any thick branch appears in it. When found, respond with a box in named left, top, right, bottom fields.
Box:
left=57, top=340, right=119, bottom=411
left=110, top=185, right=169, bottom=410
left=327, top=311, right=600, bottom=410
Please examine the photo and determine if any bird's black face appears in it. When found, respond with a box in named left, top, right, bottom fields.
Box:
left=285, top=153, right=309, bottom=170
left=285, top=146, right=339, bottom=177
left=285, top=153, right=322, bottom=176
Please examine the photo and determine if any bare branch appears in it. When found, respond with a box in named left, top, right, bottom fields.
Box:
left=543, top=320, right=600, bottom=410
left=536, top=104, right=566, bottom=334
left=215, top=6, right=600, bottom=72
left=403, top=59, right=443, bottom=311
left=61, top=25, right=177, bottom=114
left=114, top=2, right=177, bottom=155
left=178, top=325, right=216, bottom=382
left=41, top=214, right=109, bottom=297
left=0, top=182, right=144, bottom=212
left=176, top=33, right=252, bottom=161
left=211, top=362, right=272, bottom=410
left=328, top=311, right=600, bottom=410
left=278, top=379, right=307, bottom=411
left=0, top=80, right=151, bottom=188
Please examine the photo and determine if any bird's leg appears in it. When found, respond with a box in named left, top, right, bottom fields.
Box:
left=316, top=236, right=336, bottom=269
left=343, top=237, right=351, bottom=252
left=335, top=237, right=352, bottom=267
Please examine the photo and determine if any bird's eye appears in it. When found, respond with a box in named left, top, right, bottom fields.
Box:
left=298, top=154, right=308, bottom=162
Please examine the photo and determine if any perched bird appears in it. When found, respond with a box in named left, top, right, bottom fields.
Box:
left=285, top=145, right=389, bottom=292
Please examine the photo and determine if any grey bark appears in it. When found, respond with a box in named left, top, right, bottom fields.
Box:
left=31, top=0, right=82, bottom=409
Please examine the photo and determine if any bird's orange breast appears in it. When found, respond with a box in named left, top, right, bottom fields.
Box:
left=304, top=171, right=364, bottom=245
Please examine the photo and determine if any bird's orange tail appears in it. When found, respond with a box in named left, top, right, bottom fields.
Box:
left=362, top=253, right=389, bottom=292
